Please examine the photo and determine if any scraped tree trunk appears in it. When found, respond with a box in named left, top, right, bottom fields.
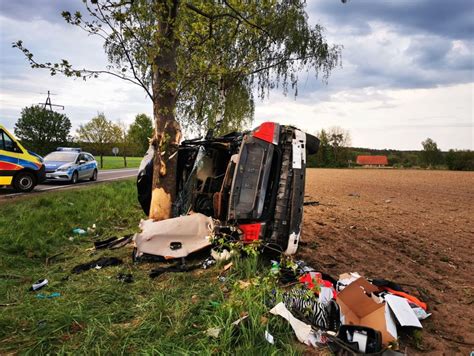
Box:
left=149, top=0, right=181, bottom=221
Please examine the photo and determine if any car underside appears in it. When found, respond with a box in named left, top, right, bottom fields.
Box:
left=136, top=122, right=319, bottom=258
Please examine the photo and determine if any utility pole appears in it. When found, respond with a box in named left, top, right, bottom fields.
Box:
left=39, top=90, right=64, bottom=111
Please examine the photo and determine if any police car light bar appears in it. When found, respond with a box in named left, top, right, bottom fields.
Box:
left=56, top=147, right=81, bottom=152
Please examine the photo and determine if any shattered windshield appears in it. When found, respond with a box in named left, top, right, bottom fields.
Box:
left=173, top=146, right=206, bottom=216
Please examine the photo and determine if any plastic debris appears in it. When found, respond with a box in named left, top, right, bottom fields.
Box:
left=117, top=273, right=134, bottom=283
left=265, top=330, right=275, bottom=344
left=223, top=262, right=233, bottom=271
left=36, top=292, right=60, bottom=299
left=411, top=306, right=432, bottom=320
left=71, top=257, right=123, bottom=274
left=206, top=327, right=221, bottom=338
left=270, top=302, right=318, bottom=347
left=30, top=279, right=48, bottom=291
left=270, top=260, right=280, bottom=275
left=211, top=248, right=232, bottom=262
left=72, top=228, right=87, bottom=235
left=231, top=313, right=249, bottom=326
left=202, top=257, right=216, bottom=269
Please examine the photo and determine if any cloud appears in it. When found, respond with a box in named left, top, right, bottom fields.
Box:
left=0, top=0, right=472, bottom=150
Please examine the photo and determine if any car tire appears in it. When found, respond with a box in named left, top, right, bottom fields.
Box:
left=13, top=171, right=36, bottom=192
left=306, top=133, right=320, bottom=155
left=71, top=171, right=79, bottom=184
left=90, top=169, right=98, bottom=181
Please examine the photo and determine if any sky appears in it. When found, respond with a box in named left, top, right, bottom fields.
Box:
left=0, top=0, right=473, bottom=150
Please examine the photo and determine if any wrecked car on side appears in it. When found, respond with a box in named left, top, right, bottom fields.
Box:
left=135, top=122, right=319, bottom=259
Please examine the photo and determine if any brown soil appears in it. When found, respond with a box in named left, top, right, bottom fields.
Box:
left=299, top=168, right=474, bottom=355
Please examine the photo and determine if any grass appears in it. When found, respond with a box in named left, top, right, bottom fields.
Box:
left=0, top=181, right=303, bottom=354
left=100, top=156, right=142, bottom=170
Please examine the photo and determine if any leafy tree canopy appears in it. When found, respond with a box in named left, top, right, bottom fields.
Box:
left=14, top=105, right=71, bottom=155
left=76, top=112, right=116, bottom=167
left=421, top=137, right=442, bottom=167
left=14, top=0, right=341, bottom=134
left=128, top=113, right=153, bottom=156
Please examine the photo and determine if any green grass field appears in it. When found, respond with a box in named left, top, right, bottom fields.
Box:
left=100, top=156, right=142, bottom=170
left=0, top=181, right=301, bottom=354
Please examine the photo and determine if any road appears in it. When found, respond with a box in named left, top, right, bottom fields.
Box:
left=0, top=168, right=138, bottom=199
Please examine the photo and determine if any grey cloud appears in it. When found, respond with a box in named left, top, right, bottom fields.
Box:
left=311, top=0, right=474, bottom=41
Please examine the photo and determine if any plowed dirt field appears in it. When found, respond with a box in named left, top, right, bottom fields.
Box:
left=299, top=168, right=474, bottom=354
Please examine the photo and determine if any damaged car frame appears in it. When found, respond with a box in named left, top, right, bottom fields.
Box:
left=136, top=122, right=319, bottom=259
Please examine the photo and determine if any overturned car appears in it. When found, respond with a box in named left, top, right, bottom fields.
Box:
left=135, top=122, right=319, bottom=259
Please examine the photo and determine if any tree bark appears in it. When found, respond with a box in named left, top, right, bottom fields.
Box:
left=149, top=0, right=182, bottom=221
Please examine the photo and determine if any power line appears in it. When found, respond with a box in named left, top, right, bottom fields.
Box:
left=38, top=90, right=65, bottom=111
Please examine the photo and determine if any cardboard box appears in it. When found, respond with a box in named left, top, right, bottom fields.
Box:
left=337, top=277, right=397, bottom=345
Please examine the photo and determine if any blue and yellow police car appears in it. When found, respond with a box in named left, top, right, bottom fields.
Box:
left=44, top=147, right=98, bottom=183
left=0, top=124, right=45, bottom=192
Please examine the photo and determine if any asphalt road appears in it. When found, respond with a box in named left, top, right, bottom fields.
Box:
left=0, top=168, right=138, bottom=199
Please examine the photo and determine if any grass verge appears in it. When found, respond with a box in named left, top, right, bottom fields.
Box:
left=0, top=180, right=302, bottom=354
left=100, top=156, right=142, bottom=170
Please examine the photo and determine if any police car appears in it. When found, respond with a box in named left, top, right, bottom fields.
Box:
left=44, top=148, right=98, bottom=183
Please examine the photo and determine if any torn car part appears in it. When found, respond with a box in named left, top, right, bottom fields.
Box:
left=133, top=213, right=214, bottom=259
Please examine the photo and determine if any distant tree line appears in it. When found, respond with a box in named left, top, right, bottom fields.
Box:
left=307, top=129, right=473, bottom=171
left=13, top=107, right=473, bottom=171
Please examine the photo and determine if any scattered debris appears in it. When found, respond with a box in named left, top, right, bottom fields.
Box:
left=72, top=228, right=87, bottom=235
left=30, top=279, right=48, bottom=291
left=87, top=224, right=96, bottom=234
left=336, top=325, right=383, bottom=354
left=94, top=235, right=133, bottom=250
left=303, top=201, right=320, bottom=206
left=238, top=280, right=252, bottom=289
left=264, top=329, right=275, bottom=344
left=0, top=302, right=18, bottom=307
left=231, top=313, right=249, bottom=326
left=71, top=257, right=123, bottom=274
left=348, top=192, right=360, bottom=197
left=268, top=258, right=429, bottom=353
left=149, top=263, right=200, bottom=278
left=201, top=257, right=216, bottom=269
left=270, top=302, right=318, bottom=347
left=36, top=292, right=61, bottom=299
left=223, top=262, right=233, bottom=271
left=206, top=327, right=221, bottom=338
left=211, top=248, right=233, bottom=262
left=117, top=273, right=134, bottom=283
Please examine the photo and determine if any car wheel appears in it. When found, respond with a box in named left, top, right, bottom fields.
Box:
left=13, top=171, right=36, bottom=192
left=306, top=133, right=320, bottom=155
left=71, top=171, right=79, bottom=184
left=90, top=169, right=98, bottom=181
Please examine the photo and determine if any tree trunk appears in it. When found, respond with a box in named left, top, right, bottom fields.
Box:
left=123, top=154, right=127, bottom=168
left=149, top=0, right=181, bottom=221
left=100, top=155, right=103, bottom=169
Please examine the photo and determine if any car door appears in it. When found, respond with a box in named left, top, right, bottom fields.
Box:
left=0, top=129, right=20, bottom=185
left=84, top=154, right=94, bottom=178
left=76, top=154, right=87, bottom=179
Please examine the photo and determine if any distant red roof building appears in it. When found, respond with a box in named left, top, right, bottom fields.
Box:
left=356, top=155, right=388, bottom=166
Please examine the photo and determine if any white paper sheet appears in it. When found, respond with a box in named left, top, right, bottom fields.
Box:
left=385, top=294, right=423, bottom=328
left=385, top=304, right=399, bottom=339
